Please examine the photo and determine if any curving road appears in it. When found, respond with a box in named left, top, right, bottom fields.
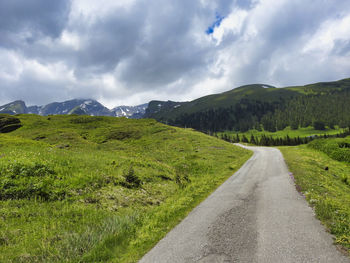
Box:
left=140, top=145, right=349, bottom=263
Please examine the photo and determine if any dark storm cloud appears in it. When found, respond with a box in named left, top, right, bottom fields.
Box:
left=74, top=3, right=147, bottom=74
left=0, top=0, right=71, bottom=48
left=115, top=1, right=214, bottom=88
left=0, top=0, right=350, bottom=107
left=69, top=0, right=229, bottom=93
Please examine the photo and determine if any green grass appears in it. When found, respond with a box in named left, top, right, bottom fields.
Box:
left=219, top=126, right=344, bottom=140
left=280, top=145, right=350, bottom=252
left=0, top=114, right=252, bottom=262
left=308, top=137, right=350, bottom=163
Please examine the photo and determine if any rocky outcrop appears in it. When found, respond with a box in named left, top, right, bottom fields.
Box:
left=0, top=115, right=22, bottom=133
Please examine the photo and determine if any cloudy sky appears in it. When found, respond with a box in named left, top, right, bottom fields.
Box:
left=1, top=0, right=350, bottom=108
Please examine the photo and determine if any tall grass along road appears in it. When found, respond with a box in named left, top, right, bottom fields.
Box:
left=140, top=145, right=349, bottom=263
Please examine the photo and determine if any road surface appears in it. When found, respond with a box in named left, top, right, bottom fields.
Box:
left=140, top=145, right=349, bottom=263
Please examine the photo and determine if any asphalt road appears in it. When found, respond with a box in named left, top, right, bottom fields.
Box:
left=139, top=145, right=349, bottom=263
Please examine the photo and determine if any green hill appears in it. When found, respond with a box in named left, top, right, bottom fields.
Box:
left=145, top=78, right=350, bottom=132
left=0, top=114, right=251, bottom=262
left=308, top=137, right=350, bottom=163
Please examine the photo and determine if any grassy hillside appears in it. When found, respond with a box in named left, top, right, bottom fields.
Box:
left=308, top=137, right=350, bottom=163
left=145, top=78, right=350, bottom=132
left=280, top=142, right=350, bottom=252
left=145, top=83, right=296, bottom=120
left=0, top=114, right=252, bottom=262
left=147, top=78, right=350, bottom=120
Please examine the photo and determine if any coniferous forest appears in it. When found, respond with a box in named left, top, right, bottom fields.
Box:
left=216, top=128, right=350, bottom=146
left=171, top=88, right=350, bottom=133
left=146, top=79, right=350, bottom=135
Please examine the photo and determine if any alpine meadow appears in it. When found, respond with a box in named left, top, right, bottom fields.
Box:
left=0, top=114, right=251, bottom=262
left=1, top=0, right=350, bottom=262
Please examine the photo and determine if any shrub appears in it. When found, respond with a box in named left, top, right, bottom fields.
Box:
left=338, top=142, right=350, bottom=148
left=308, top=137, right=350, bottom=163
left=0, top=162, right=65, bottom=201
left=4, top=162, right=55, bottom=178
left=313, top=121, right=326, bottom=130
left=341, top=175, right=350, bottom=186
left=107, top=129, right=141, bottom=141
left=121, top=166, right=141, bottom=188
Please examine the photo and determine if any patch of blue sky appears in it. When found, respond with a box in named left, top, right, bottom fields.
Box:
left=206, top=13, right=225, bottom=35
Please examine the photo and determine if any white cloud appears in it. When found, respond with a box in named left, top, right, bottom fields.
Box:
left=303, top=14, right=350, bottom=55
left=60, top=30, right=81, bottom=50
left=0, top=49, right=23, bottom=82
left=1, top=0, right=350, bottom=107
left=212, top=9, right=248, bottom=45
left=70, top=0, right=138, bottom=22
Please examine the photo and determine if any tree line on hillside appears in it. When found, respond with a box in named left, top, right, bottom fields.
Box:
left=167, top=88, right=350, bottom=133
left=172, top=99, right=277, bottom=132
left=216, top=128, right=350, bottom=146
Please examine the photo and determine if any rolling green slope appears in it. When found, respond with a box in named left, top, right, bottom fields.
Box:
left=308, top=137, right=350, bottom=163
left=145, top=78, right=350, bottom=132
left=0, top=114, right=251, bottom=262
left=145, top=83, right=293, bottom=120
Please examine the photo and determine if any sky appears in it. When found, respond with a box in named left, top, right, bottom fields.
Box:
left=1, top=0, right=350, bottom=108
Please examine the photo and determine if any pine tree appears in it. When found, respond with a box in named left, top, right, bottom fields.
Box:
left=236, top=134, right=240, bottom=142
left=250, top=134, right=257, bottom=145
left=241, top=135, right=249, bottom=143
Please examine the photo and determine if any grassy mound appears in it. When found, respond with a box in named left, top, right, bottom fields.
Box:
left=0, top=114, right=251, bottom=262
left=308, top=137, right=350, bottom=163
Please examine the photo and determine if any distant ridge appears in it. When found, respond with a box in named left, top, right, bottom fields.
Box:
left=0, top=100, right=27, bottom=115
left=0, top=99, right=148, bottom=119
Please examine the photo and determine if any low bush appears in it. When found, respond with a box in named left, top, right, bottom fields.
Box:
left=0, top=162, right=65, bottom=201
left=121, top=166, right=142, bottom=188
left=107, top=129, right=141, bottom=141
left=308, top=137, right=350, bottom=163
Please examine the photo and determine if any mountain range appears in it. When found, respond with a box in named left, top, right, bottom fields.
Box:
left=2, top=78, right=350, bottom=132
left=0, top=99, right=148, bottom=119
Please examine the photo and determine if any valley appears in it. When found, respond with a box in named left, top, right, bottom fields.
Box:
left=1, top=78, right=350, bottom=262
left=2, top=1, right=350, bottom=262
